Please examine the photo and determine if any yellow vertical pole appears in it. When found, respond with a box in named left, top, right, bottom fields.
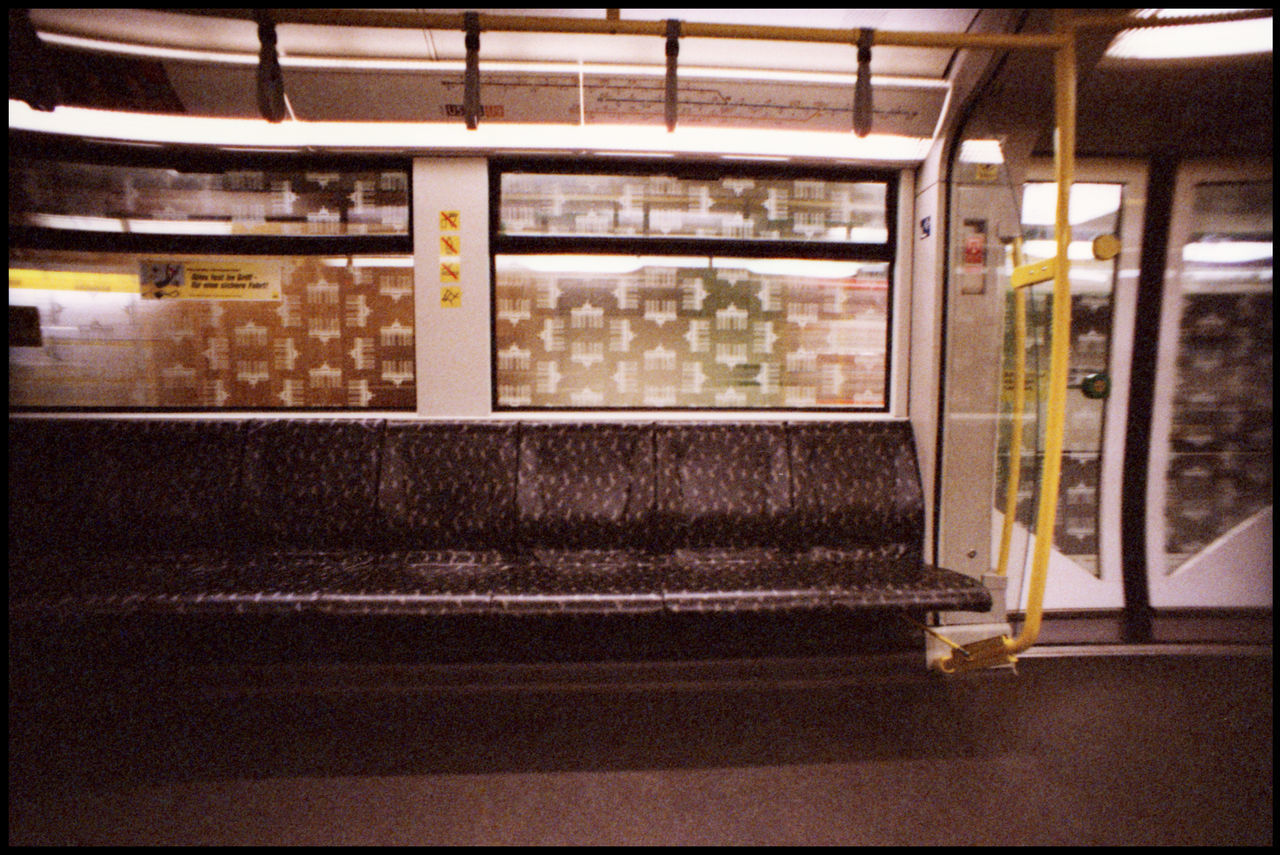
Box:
left=1004, top=11, right=1075, bottom=655
left=995, top=238, right=1028, bottom=578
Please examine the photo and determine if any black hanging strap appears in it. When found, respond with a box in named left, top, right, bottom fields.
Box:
left=853, top=27, right=874, bottom=137
left=255, top=9, right=287, bottom=123
left=665, top=19, right=681, bottom=132
left=464, top=11, right=481, bottom=129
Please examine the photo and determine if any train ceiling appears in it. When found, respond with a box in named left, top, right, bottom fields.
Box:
left=10, top=9, right=1273, bottom=161
left=14, top=9, right=978, bottom=137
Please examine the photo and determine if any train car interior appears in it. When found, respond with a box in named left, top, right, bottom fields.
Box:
left=8, top=8, right=1272, bottom=845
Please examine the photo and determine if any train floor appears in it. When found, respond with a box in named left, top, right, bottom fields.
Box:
left=9, top=644, right=1273, bottom=846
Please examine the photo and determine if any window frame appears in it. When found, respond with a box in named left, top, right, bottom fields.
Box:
left=488, top=156, right=900, bottom=413
left=8, top=132, right=416, bottom=412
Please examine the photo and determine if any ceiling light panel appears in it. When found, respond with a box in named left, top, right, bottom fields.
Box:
left=1105, top=9, right=1273, bottom=60
left=10, top=101, right=933, bottom=164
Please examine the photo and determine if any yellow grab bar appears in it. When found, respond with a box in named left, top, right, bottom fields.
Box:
left=1005, top=15, right=1077, bottom=657
left=937, top=12, right=1077, bottom=672
left=994, top=237, right=1029, bottom=580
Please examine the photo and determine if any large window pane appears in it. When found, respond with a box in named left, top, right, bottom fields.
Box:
left=499, top=172, right=888, bottom=243
left=493, top=163, right=896, bottom=411
left=10, top=159, right=409, bottom=237
left=9, top=250, right=415, bottom=409
left=494, top=255, right=888, bottom=409
left=1163, top=180, right=1272, bottom=572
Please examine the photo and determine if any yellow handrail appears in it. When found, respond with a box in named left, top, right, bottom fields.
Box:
left=994, top=237, right=1029, bottom=580
left=936, top=10, right=1077, bottom=673
left=181, top=9, right=1070, bottom=51
left=1004, top=12, right=1076, bottom=657
left=184, top=8, right=1273, bottom=47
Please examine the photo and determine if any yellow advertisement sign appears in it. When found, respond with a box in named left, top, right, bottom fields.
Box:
left=139, top=260, right=282, bottom=300
left=9, top=268, right=140, bottom=294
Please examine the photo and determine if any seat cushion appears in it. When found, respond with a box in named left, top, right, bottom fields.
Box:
left=659, top=547, right=827, bottom=612
left=659, top=546, right=992, bottom=613
left=490, top=549, right=666, bottom=614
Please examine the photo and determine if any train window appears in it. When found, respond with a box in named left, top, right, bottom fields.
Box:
left=9, top=250, right=416, bottom=409
left=491, top=162, right=896, bottom=410
left=496, top=172, right=888, bottom=243
left=9, top=160, right=409, bottom=237
left=1148, top=171, right=1272, bottom=607
left=8, top=152, right=415, bottom=410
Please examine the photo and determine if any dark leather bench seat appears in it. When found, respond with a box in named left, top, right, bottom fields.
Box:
left=9, top=418, right=991, bottom=620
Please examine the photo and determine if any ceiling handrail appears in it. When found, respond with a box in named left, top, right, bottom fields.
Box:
left=164, top=8, right=1271, bottom=49
left=168, top=9, right=1068, bottom=51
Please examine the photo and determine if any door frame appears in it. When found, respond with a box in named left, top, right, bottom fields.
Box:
left=1002, top=158, right=1148, bottom=612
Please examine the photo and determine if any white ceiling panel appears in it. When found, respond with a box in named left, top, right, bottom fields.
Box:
left=26, top=8, right=977, bottom=140
left=276, top=65, right=948, bottom=133
left=31, top=8, right=978, bottom=77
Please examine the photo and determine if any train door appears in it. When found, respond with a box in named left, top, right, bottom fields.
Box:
left=1145, top=161, right=1273, bottom=609
left=938, top=151, right=1147, bottom=614
left=998, top=160, right=1149, bottom=612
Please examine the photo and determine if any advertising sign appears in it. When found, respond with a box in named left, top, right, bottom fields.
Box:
left=139, top=260, right=282, bottom=300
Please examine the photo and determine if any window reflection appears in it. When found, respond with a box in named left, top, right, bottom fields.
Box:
left=10, top=160, right=410, bottom=237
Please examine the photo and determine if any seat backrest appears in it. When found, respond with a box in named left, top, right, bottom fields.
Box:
left=786, top=421, right=924, bottom=555
left=239, top=419, right=384, bottom=550
left=516, top=423, right=656, bottom=550
left=379, top=421, right=520, bottom=550
left=9, top=418, right=244, bottom=554
left=10, top=417, right=927, bottom=560
left=653, top=423, right=791, bottom=550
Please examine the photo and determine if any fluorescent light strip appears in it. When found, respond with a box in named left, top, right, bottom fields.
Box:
left=38, top=32, right=259, bottom=65
left=1022, top=239, right=1122, bottom=262
left=321, top=257, right=415, bottom=268
left=959, top=139, right=1004, bottom=164
left=1106, top=10, right=1272, bottom=59
left=1183, top=241, right=1273, bottom=264
left=9, top=101, right=933, bottom=163
left=1021, top=183, right=1123, bottom=227
left=22, top=213, right=234, bottom=234
left=496, top=255, right=873, bottom=278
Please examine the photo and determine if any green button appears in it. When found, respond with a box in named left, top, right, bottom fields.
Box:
left=1081, top=372, right=1110, bottom=399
